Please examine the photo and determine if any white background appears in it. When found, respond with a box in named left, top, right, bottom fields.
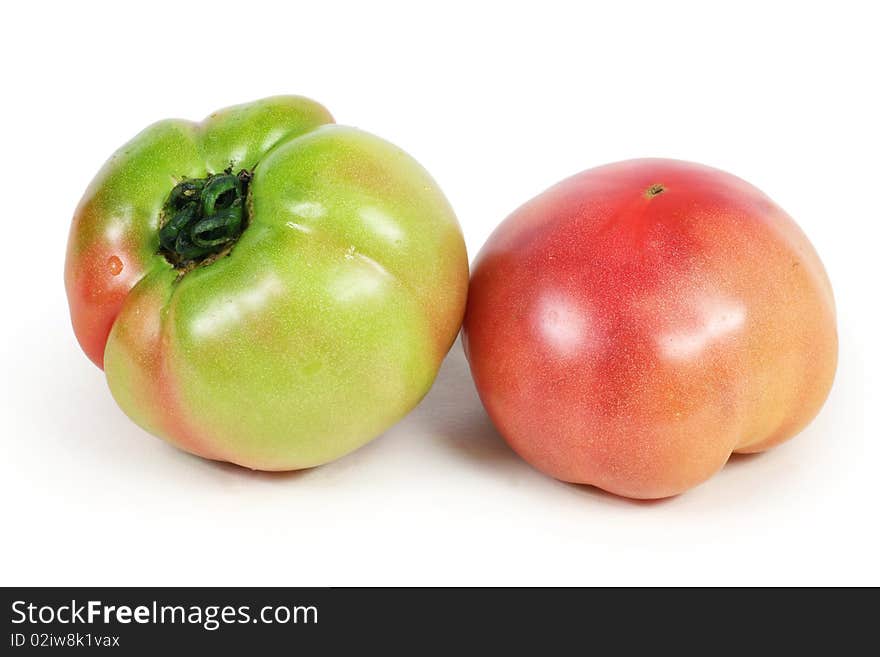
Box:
left=1, top=1, right=875, bottom=586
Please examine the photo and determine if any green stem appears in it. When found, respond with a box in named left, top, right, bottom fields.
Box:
left=159, top=168, right=251, bottom=267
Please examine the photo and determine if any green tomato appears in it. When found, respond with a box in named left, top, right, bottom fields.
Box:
left=65, top=96, right=468, bottom=469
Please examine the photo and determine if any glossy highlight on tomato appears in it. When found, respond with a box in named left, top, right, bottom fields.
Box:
left=65, top=96, right=468, bottom=470
left=463, top=159, right=837, bottom=499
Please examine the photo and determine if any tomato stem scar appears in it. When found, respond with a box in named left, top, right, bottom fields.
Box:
left=645, top=183, right=666, bottom=198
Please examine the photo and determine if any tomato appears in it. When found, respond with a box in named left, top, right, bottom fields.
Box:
left=463, top=159, right=837, bottom=499
left=65, top=96, right=468, bottom=470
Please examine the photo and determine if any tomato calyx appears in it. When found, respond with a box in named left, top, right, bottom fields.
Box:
left=159, top=167, right=253, bottom=268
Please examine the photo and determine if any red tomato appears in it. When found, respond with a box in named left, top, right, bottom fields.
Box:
left=463, top=159, right=837, bottom=499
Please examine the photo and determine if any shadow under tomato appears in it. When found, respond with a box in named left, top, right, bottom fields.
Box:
left=560, top=480, right=680, bottom=507
left=724, top=451, right=766, bottom=467
left=192, top=455, right=318, bottom=482
left=412, top=337, right=523, bottom=470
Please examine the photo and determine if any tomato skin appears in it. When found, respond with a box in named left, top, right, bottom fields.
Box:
left=463, top=159, right=837, bottom=499
left=65, top=97, right=469, bottom=470
left=65, top=236, right=142, bottom=368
